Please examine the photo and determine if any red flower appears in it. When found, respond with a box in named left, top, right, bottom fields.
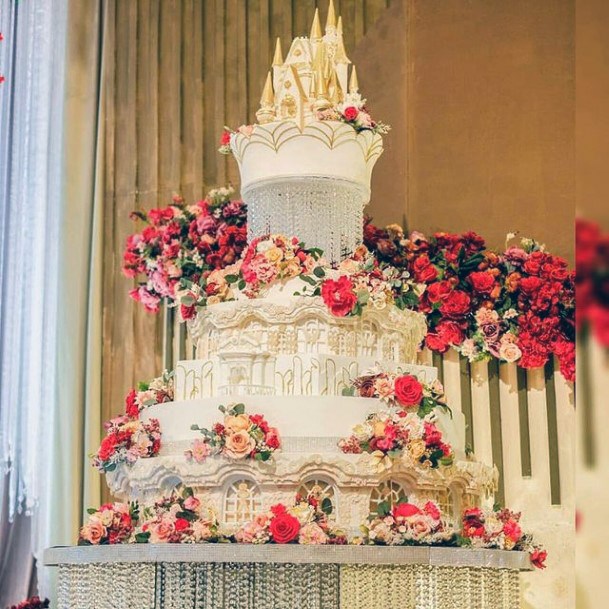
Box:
left=180, top=304, right=196, bottom=320
left=424, top=422, right=443, bottom=447
left=269, top=512, right=301, bottom=543
left=426, top=280, right=452, bottom=304
left=98, top=435, right=118, bottom=462
left=394, top=375, right=424, bottom=407
left=343, top=106, right=359, bottom=121
left=125, top=389, right=139, bottom=418
left=412, top=254, right=438, bottom=283
left=271, top=503, right=287, bottom=516
left=502, top=519, right=522, bottom=543
left=220, top=130, right=232, bottom=146
left=321, top=276, right=358, bottom=317
left=468, top=271, right=496, bottom=295
left=530, top=548, right=548, bottom=569
left=423, top=501, right=441, bottom=520
left=439, top=290, right=471, bottom=319
left=265, top=429, right=281, bottom=449
left=426, top=320, right=465, bottom=353
left=392, top=503, right=422, bottom=519
left=174, top=518, right=190, bottom=532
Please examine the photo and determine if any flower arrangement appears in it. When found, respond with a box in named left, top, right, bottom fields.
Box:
left=78, top=501, right=138, bottom=545
left=135, top=486, right=220, bottom=544
left=186, top=403, right=280, bottom=463
left=7, top=598, right=50, bottom=609
left=460, top=506, right=547, bottom=569
left=315, top=98, right=390, bottom=135
left=124, top=370, right=174, bottom=418
left=364, top=222, right=575, bottom=381
left=122, top=187, right=246, bottom=313
left=92, top=415, right=161, bottom=473
left=233, top=491, right=347, bottom=545
left=361, top=500, right=455, bottom=546
left=339, top=409, right=453, bottom=471
left=348, top=369, right=448, bottom=415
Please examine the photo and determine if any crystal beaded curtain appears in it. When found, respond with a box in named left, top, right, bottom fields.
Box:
left=0, top=0, right=67, bottom=545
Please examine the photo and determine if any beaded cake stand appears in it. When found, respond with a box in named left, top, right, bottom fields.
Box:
left=44, top=544, right=531, bottom=609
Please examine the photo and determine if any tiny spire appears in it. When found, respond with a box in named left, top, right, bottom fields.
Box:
left=260, top=71, right=275, bottom=106
left=310, top=8, right=323, bottom=39
left=329, top=69, right=344, bottom=104
left=325, top=0, right=337, bottom=32
left=349, top=65, right=359, bottom=93
left=334, top=17, right=351, bottom=64
left=272, top=37, right=283, bottom=66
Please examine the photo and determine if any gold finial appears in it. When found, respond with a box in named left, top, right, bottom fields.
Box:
left=310, top=8, right=322, bottom=39
left=349, top=65, right=359, bottom=93
left=272, top=38, right=283, bottom=66
left=325, top=0, right=337, bottom=32
left=312, top=40, right=326, bottom=71
left=312, top=66, right=331, bottom=111
left=334, top=17, right=351, bottom=64
left=329, top=69, right=344, bottom=104
left=256, top=71, right=276, bottom=123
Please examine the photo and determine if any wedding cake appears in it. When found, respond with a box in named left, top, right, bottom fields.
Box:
left=106, top=3, right=496, bottom=534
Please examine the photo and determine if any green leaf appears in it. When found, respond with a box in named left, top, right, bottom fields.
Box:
left=224, top=274, right=239, bottom=283
left=233, top=403, right=246, bottom=415
left=341, top=386, right=356, bottom=397
left=87, top=507, right=97, bottom=515
left=300, top=274, right=318, bottom=286
left=313, top=266, right=326, bottom=278
left=182, top=486, right=195, bottom=498
left=190, top=424, right=200, bottom=431
left=137, top=381, right=150, bottom=392
left=238, top=279, right=246, bottom=290
left=135, top=532, right=150, bottom=544
left=377, top=501, right=391, bottom=517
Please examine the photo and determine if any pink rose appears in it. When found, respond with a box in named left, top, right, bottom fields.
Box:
left=148, top=520, right=174, bottom=543
left=80, top=521, right=106, bottom=545
left=224, top=430, right=256, bottom=459
left=184, top=496, right=201, bottom=511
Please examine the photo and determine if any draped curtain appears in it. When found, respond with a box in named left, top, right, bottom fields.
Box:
left=0, top=0, right=103, bottom=602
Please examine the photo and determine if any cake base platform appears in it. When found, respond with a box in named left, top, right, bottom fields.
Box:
left=43, top=545, right=531, bottom=609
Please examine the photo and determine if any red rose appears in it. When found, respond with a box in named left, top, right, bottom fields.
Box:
left=180, top=304, right=196, bottom=320
left=519, top=276, right=543, bottom=295
left=343, top=106, right=359, bottom=121
left=220, top=130, right=231, bottom=146
left=468, top=271, right=495, bottom=295
left=426, top=280, right=452, bottom=304
left=392, top=503, right=422, bottom=519
left=265, top=428, right=281, bottom=450
left=412, top=254, right=438, bottom=283
left=503, top=519, right=522, bottom=543
left=321, top=276, right=358, bottom=317
left=425, top=331, right=449, bottom=353
left=424, top=422, right=443, bottom=447
left=439, top=290, right=471, bottom=319
left=394, top=375, right=424, bottom=408
left=438, top=320, right=464, bottom=346
left=98, top=435, right=118, bottom=462
left=269, top=512, right=301, bottom=543
left=174, top=518, right=190, bottom=532
left=125, top=389, right=139, bottom=418
left=423, top=501, right=441, bottom=520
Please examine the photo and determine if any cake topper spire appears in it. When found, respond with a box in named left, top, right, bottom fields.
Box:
left=256, top=72, right=276, bottom=124
left=310, top=8, right=323, bottom=40
left=272, top=38, right=283, bottom=66
left=325, top=0, right=337, bottom=33
left=334, top=16, right=351, bottom=64
left=349, top=66, right=359, bottom=93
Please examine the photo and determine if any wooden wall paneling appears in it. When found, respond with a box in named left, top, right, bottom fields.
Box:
left=101, top=0, right=118, bottom=426
left=180, top=0, right=205, bottom=203
left=498, top=361, right=525, bottom=506
left=431, top=351, right=444, bottom=385
left=469, top=361, right=493, bottom=468
left=247, top=0, right=271, bottom=123
left=215, top=0, right=228, bottom=187
left=544, top=360, right=561, bottom=505
left=107, top=0, right=139, bottom=417
left=338, top=0, right=356, bottom=50
left=270, top=0, right=293, bottom=47
left=578, top=339, right=596, bottom=466
left=487, top=359, right=505, bottom=506
left=364, top=0, right=389, bottom=34
left=527, top=368, right=552, bottom=505
left=516, top=366, right=533, bottom=477
left=202, top=0, right=219, bottom=189
left=292, top=0, right=316, bottom=39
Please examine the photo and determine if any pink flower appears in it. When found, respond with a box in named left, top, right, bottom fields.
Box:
left=299, top=522, right=329, bottom=545
left=184, top=496, right=201, bottom=511
left=186, top=439, right=211, bottom=463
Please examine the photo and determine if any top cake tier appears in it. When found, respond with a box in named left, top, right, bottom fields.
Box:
left=228, top=6, right=387, bottom=263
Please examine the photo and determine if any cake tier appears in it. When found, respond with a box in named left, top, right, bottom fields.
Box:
left=231, top=121, right=383, bottom=262
left=188, top=294, right=428, bottom=376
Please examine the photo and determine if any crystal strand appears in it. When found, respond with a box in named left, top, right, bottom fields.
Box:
left=321, top=564, right=340, bottom=609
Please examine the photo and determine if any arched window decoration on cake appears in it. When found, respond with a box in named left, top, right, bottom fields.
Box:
left=297, top=478, right=337, bottom=519
left=223, top=479, right=262, bottom=525
left=435, top=488, right=455, bottom=519
left=369, top=480, right=408, bottom=516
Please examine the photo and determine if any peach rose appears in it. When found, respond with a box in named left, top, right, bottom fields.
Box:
left=224, top=430, right=256, bottom=459
left=499, top=341, right=522, bottom=363
left=148, top=520, right=174, bottom=543
left=409, top=515, right=433, bottom=540
left=409, top=439, right=427, bottom=461
left=80, top=521, right=106, bottom=545
left=373, top=421, right=387, bottom=438
left=224, top=414, right=251, bottom=433
left=264, top=247, right=284, bottom=264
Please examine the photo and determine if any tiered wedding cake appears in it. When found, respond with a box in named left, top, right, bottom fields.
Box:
left=106, top=4, right=496, bottom=533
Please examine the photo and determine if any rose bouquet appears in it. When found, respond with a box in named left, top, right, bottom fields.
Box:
left=123, top=187, right=246, bottom=312
left=362, top=500, right=455, bottom=546
left=364, top=222, right=575, bottom=381
left=234, top=491, right=347, bottom=545
left=79, top=501, right=138, bottom=545
left=339, top=409, right=453, bottom=471
left=92, top=415, right=161, bottom=473
left=314, top=91, right=390, bottom=135
left=348, top=369, right=448, bottom=416
left=186, top=403, right=280, bottom=463
left=459, top=506, right=547, bottom=569
left=135, top=486, right=221, bottom=544
left=7, top=598, right=50, bottom=609
left=124, top=370, right=174, bottom=418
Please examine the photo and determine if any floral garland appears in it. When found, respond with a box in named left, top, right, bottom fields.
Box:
left=92, top=415, right=161, bottom=473
left=78, top=486, right=546, bottom=568
left=361, top=500, right=455, bottom=546
left=186, top=403, right=281, bottom=463
left=339, top=410, right=453, bottom=471
left=79, top=502, right=138, bottom=545
left=123, top=187, right=246, bottom=312
left=460, top=506, right=547, bottom=569
left=233, top=491, right=347, bottom=545
left=364, top=222, right=575, bottom=381
left=7, top=599, right=50, bottom=609
left=124, top=370, right=174, bottom=418
left=136, top=486, right=221, bottom=544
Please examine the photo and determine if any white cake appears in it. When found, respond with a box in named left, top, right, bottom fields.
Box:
left=107, top=8, right=496, bottom=533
